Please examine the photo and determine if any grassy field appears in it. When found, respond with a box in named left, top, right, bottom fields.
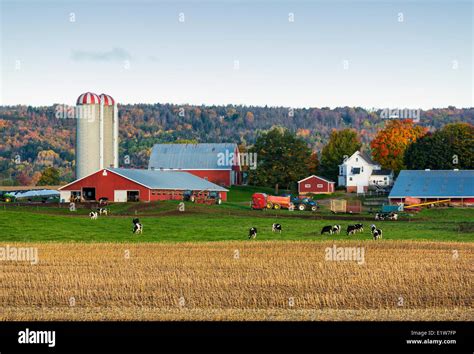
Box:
left=0, top=201, right=473, bottom=242
left=0, top=241, right=472, bottom=321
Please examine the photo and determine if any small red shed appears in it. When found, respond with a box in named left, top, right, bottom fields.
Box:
left=298, top=175, right=335, bottom=195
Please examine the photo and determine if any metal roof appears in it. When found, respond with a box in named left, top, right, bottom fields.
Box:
left=371, top=169, right=393, bottom=176
left=148, top=143, right=238, bottom=170
left=389, top=170, right=474, bottom=198
left=110, top=168, right=228, bottom=192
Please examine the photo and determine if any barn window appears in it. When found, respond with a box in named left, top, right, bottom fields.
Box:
left=317, top=184, right=323, bottom=188
left=305, top=184, right=311, bottom=188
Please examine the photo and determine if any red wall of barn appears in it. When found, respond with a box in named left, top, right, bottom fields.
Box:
left=299, top=176, right=334, bottom=194
left=61, top=170, right=151, bottom=201
left=182, top=170, right=231, bottom=187
left=61, top=169, right=228, bottom=202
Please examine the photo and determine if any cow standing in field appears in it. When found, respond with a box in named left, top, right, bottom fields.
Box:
left=331, top=225, right=341, bottom=234
left=248, top=227, right=257, bottom=239
left=370, top=224, right=383, bottom=240
left=98, top=208, right=108, bottom=216
left=354, top=224, right=364, bottom=233
left=132, top=218, right=143, bottom=234
left=272, top=223, right=282, bottom=234
left=89, top=211, right=98, bottom=220
left=346, top=225, right=357, bottom=235
left=321, top=225, right=333, bottom=235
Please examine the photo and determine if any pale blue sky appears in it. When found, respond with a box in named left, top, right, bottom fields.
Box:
left=1, top=0, right=472, bottom=108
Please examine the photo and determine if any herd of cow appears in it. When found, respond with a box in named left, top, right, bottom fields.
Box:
left=89, top=208, right=383, bottom=239
left=248, top=223, right=383, bottom=240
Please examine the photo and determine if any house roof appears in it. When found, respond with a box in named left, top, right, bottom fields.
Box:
left=59, top=168, right=228, bottom=192
left=371, top=169, right=393, bottom=176
left=298, top=175, right=335, bottom=184
left=148, top=143, right=238, bottom=170
left=110, top=168, right=228, bottom=191
left=389, top=170, right=474, bottom=198
left=358, top=151, right=378, bottom=165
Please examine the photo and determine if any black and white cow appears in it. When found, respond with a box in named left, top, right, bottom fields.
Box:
left=321, top=225, right=333, bottom=235
left=354, top=224, right=364, bottom=233
left=370, top=224, right=383, bottom=240
left=331, top=225, right=341, bottom=234
left=346, top=225, right=357, bottom=235
left=272, top=223, right=282, bottom=233
left=388, top=212, right=398, bottom=221
left=132, top=218, right=143, bottom=234
left=248, top=227, right=257, bottom=239
left=97, top=208, right=108, bottom=216
left=89, top=211, right=98, bottom=220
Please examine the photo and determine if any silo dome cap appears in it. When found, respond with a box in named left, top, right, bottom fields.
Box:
left=77, top=92, right=101, bottom=105
left=99, top=94, right=115, bottom=106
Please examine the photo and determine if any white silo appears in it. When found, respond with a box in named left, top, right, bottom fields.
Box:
left=76, top=92, right=101, bottom=179
left=99, top=94, right=119, bottom=169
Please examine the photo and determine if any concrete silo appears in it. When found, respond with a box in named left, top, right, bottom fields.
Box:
left=75, top=92, right=119, bottom=180
left=99, top=94, right=119, bottom=169
left=76, top=92, right=101, bottom=179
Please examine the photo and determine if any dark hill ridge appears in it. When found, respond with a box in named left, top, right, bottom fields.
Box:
left=0, top=104, right=472, bottom=184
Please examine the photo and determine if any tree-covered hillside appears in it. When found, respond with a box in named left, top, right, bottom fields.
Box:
left=0, top=104, right=472, bottom=185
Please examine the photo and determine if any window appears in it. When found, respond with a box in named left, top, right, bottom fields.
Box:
left=361, top=166, right=364, bottom=172
left=305, top=184, right=311, bottom=188
left=356, top=157, right=358, bottom=162
left=349, top=177, right=353, bottom=181
left=384, top=177, right=388, bottom=181
left=317, top=184, right=323, bottom=188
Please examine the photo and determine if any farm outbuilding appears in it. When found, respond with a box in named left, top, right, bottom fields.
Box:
left=389, top=170, right=474, bottom=206
left=58, top=168, right=228, bottom=203
left=298, top=175, right=335, bottom=195
left=148, top=143, right=242, bottom=186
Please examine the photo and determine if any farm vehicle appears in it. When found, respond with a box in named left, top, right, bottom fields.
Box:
left=251, top=193, right=318, bottom=211
left=0, top=192, right=16, bottom=203
left=183, top=190, right=222, bottom=205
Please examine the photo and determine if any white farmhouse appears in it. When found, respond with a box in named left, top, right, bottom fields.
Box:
left=338, top=151, right=393, bottom=193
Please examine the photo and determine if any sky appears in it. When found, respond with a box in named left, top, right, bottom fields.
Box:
left=0, top=0, right=472, bottom=109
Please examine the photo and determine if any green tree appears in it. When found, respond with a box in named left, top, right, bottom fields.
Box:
left=37, top=167, right=60, bottom=186
left=404, top=123, right=474, bottom=169
left=319, top=129, right=362, bottom=182
left=248, top=127, right=312, bottom=189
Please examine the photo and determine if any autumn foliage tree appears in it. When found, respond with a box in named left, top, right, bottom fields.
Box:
left=37, top=167, right=60, bottom=186
left=370, top=119, right=426, bottom=173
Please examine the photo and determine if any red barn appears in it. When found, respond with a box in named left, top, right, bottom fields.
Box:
left=298, top=175, right=335, bottom=195
left=58, top=168, right=228, bottom=203
left=148, top=143, right=242, bottom=186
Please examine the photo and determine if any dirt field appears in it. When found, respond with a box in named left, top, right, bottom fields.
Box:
left=0, top=241, right=472, bottom=321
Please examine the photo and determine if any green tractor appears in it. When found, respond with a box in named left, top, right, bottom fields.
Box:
left=0, top=192, right=16, bottom=203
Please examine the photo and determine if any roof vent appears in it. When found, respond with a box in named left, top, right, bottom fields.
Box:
left=453, top=169, right=459, bottom=171
left=425, top=169, right=430, bottom=171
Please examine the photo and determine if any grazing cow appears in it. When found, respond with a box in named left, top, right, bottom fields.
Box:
left=132, top=218, right=143, bottom=234
left=97, top=208, right=108, bottom=216
left=354, top=224, right=364, bottom=233
left=388, top=212, right=398, bottom=221
left=370, top=224, right=383, bottom=240
left=248, top=227, right=257, bottom=239
left=331, top=225, right=341, bottom=234
left=346, top=225, right=357, bottom=235
left=272, top=223, right=282, bottom=233
left=89, top=211, right=98, bottom=220
left=321, top=225, right=333, bottom=235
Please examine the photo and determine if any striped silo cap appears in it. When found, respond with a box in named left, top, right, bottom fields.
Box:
left=76, top=92, right=101, bottom=105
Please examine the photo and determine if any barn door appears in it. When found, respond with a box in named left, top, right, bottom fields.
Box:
left=114, top=190, right=127, bottom=202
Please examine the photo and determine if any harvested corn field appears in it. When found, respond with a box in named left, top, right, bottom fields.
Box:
left=0, top=241, right=472, bottom=321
